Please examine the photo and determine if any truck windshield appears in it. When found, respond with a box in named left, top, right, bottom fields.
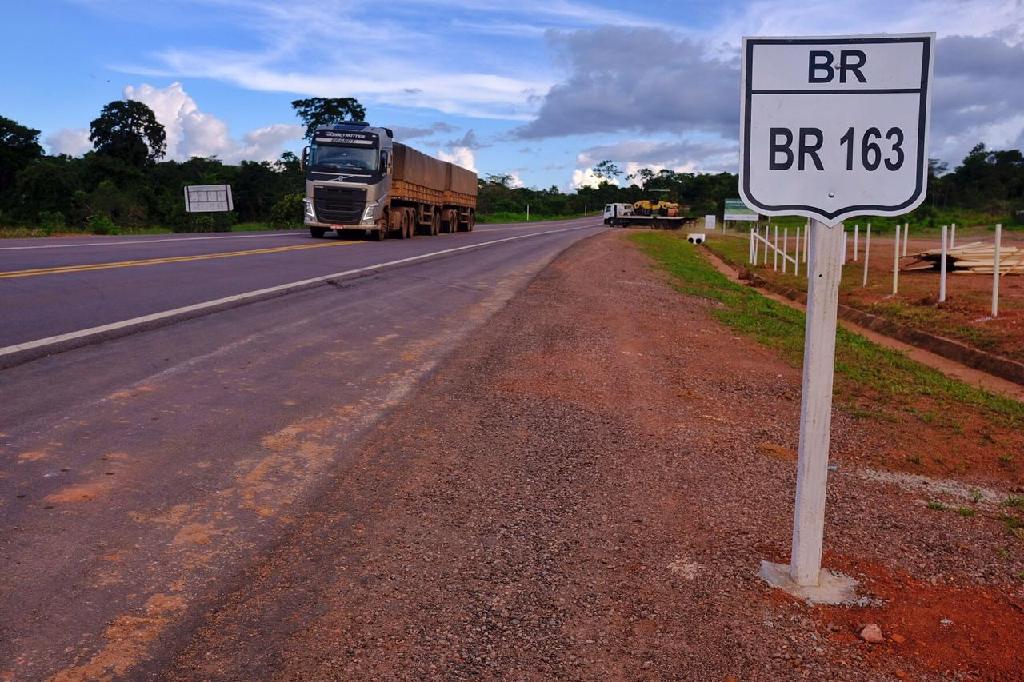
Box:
left=311, top=144, right=379, bottom=172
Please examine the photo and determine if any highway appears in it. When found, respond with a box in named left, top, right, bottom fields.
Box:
left=0, top=218, right=602, bottom=679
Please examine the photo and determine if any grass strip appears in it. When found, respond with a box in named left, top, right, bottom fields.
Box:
left=706, top=234, right=1010, bottom=358
left=630, top=231, right=1024, bottom=428
left=476, top=212, right=589, bottom=224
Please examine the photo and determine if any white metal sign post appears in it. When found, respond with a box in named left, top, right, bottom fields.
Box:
left=740, top=33, right=933, bottom=600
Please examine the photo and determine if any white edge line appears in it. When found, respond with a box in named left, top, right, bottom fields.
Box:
left=0, top=225, right=594, bottom=358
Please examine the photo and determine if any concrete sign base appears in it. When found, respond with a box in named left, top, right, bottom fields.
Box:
left=759, top=560, right=858, bottom=605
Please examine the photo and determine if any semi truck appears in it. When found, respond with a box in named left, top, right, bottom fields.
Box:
left=302, top=122, right=477, bottom=240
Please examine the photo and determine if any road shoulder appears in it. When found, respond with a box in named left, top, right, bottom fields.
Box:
left=166, top=230, right=1024, bottom=680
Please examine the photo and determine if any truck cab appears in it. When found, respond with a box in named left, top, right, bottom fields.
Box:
left=603, top=203, right=633, bottom=225
left=303, top=122, right=393, bottom=239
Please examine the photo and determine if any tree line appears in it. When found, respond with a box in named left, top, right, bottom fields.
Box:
left=0, top=97, right=364, bottom=233
left=1, top=94, right=1020, bottom=235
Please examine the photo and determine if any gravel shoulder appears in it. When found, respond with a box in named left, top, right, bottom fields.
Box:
left=166, top=230, right=1024, bottom=680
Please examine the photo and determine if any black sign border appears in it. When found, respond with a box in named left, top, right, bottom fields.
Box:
left=741, top=36, right=932, bottom=221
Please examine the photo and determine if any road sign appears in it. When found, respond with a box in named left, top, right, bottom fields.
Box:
left=723, top=198, right=758, bottom=222
left=704, top=214, right=716, bottom=230
left=184, top=185, right=234, bottom=213
left=744, top=33, right=934, bottom=601
left=739, top=34, right=934, bottom=227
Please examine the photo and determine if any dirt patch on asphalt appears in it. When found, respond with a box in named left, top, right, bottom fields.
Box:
left=165, top=231, right=1024, bottom=680
left=50, top=593, right=186, bottom=682
left=43, top=480, right=112, bottom=504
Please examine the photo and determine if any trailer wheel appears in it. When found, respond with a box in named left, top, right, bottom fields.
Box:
left=466, top=211, right=475, bottom=232
left=431, top=210, right=440, bottom=236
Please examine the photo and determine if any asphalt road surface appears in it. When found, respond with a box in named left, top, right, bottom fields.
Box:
left=0, top=218, right=602, bottom=680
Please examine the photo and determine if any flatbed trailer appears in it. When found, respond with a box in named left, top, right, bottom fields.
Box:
left=607, top=215, right=686, bottom=229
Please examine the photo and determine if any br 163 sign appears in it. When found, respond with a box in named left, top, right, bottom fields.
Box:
left=739, top=34, right=934, bottom=226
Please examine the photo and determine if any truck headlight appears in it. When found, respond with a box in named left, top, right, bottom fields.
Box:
left=361, top=201, right=379, bottom=221
left=303, top=199, right=316, bottom=220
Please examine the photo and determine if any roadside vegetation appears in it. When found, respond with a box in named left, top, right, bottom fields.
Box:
left=630, top=231, right=1024, bottom=431
left=2, top=91, right=1020, bottom=238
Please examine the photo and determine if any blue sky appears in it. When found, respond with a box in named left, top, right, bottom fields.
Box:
left=2, top=1, right=1022, bottom=190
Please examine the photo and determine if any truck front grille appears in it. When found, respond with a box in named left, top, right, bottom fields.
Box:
left=313, top=186, right=366, bottom=224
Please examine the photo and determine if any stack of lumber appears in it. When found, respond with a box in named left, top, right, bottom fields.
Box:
left=904, top=241, right=1024, bottom=274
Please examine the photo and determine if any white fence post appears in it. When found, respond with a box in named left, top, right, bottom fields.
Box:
left=749, top=228, right=755, bottom=264
left=939, top=225, right=948, bottom=303
left=902, top=223, right=909, bottom=257
left=789, top=220, right=845, bottom=586
left=794, top=227, right=800, bottom=277
left=803, top=221, right=809, bottom=263
left=950, top=222, right=956, bottom=249
left=892, top=225, right=901, bottom=295
left=773, top=225, right=779, bottom=271
left=853, top=224, right=859, bottom=261
left=764, top=225, right=770, bottom=265
left=842, top=230, right=848, bottom=265
left=862, top=224, right=872, bottom=287
left=783, top=228, right=789, bottom=273
left=993, top=224, right=1002, bottom=317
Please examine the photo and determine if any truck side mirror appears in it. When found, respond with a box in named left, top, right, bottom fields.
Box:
left=301, top=146, right=309, bottom=170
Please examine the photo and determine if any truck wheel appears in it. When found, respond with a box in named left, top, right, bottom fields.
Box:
left=466, top=212, right=475, bottom=232
left=310, top=227, right=327, bottom=238
left=377, top=210, right=390, bottom=240
left=404, top=210, right=414, bottom=239
left=431, top=211, right=440, bottom=236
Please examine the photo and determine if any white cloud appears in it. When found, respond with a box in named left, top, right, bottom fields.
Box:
left=45, top=128, right=91, bottom=157
left=137, top=51, right=550, bottom=121
left=571, top=167, right=617, bottom=189
left=578, top=138, right=738, bottom=175
left=507, top=172, right=525, bottom=189
left=123, top=82, right=302, bottom=162
left=438, top=146, right=477, bottom=172
left=237, top=124, right=307, bottom=162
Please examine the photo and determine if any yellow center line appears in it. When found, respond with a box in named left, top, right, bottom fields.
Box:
left=0, top=241, right=357, bottom=279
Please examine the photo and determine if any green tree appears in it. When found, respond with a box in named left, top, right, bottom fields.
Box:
left=291, top=97, right=367, bottom=139
left=270, top=192, right=304, bottom=228
left=11, top=155, right=82, bottom=223
left=89, top=100, right=166, bottom=166
left=593, top=159, right=621, bottom=180
left=0, top=115, right=43, bottom=193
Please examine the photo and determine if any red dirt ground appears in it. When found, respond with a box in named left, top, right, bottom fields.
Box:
left=819, top=558, right=1024, bottom=680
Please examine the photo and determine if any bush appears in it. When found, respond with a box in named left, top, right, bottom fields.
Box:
left=173, top=212, right=237, bottom=233
left=88, top=214, right=118, bottom=235
left=38, top=210, right=66, bottom=233
left=270, top=192, right=304, bottom=228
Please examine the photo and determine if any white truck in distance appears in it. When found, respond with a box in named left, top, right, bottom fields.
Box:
left=603, top=203, right=633, bottom=225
